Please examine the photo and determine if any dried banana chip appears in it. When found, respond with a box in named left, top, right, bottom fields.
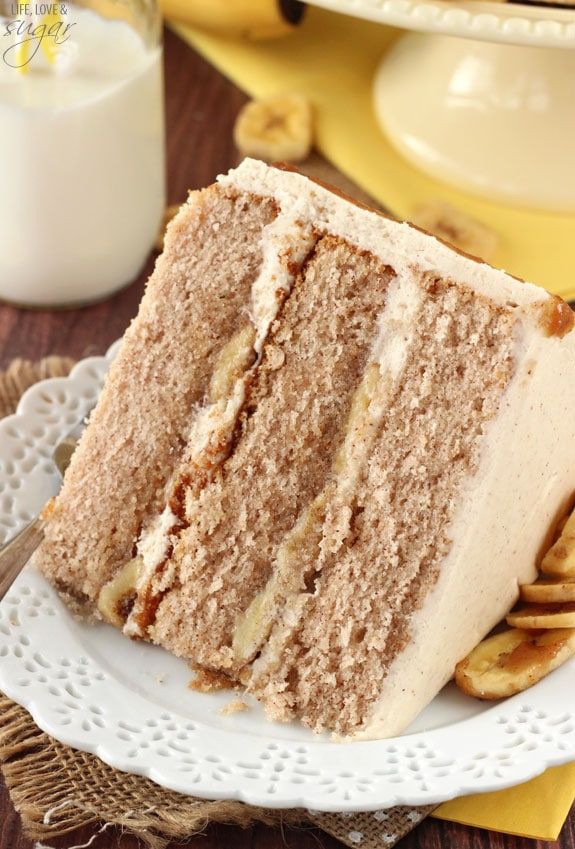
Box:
left=541, top=508, right=575, bottom=578
left=411, top=200, right=498, bottom=263
left=507, top=602, right=575, bottom=629
left=455, top=628, right=575, bottom=699
left=520, top=578, right=575, bottom=604
left=234, top=94, right=313, bottom=163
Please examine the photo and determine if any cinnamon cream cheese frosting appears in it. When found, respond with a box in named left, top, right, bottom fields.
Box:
left=35, top=159, right=575, bottom=739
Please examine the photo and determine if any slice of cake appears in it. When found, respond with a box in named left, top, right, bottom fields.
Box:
left=35, top=159, right=575, bottom=739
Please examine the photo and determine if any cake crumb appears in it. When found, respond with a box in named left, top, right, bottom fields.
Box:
left=188, top=667, right=238, bottom=693
left=219, top=699, right=249, bottom=716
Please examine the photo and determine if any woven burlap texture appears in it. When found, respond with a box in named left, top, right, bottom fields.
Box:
left=0, top=356, right=436, bottom=848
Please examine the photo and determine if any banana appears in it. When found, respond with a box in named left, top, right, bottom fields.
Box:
left=97, top=557, right=143, bottom=628
left=411, top=200, right=498, bottom=262
left=160, top=0, right=305, bottom=40
left=456, top=502, right=575, bottom=702
left=234, top=94, right=313, bottom=163
left=541, top=507, right=575, bottom=578
left=507, top=603, right=575, bottom=629
left=520, top=578, right=575, bottom=604
left=455, top=628, right=575, bottom=700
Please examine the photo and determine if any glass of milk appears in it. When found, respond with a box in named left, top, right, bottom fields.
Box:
left=0, top=0, right=165, bottom=306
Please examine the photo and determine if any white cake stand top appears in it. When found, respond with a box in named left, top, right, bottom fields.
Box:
left=308, top=0, right=575, bottom=48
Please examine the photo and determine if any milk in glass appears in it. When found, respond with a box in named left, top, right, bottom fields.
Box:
left=0, top=2, right=165, bottom=305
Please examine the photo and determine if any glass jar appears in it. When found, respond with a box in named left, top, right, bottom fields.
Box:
left=0, top=0, right=165, bottom=306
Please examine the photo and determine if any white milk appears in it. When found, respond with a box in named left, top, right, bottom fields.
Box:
left=0, top=7, right=165, bottom=306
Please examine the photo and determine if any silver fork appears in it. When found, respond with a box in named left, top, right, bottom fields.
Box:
left=0, top=423, right=84, bottom=600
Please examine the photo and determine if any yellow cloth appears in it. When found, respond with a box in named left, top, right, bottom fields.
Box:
left=434, top=763, right=575, bottom=840
left=166, top=4, right=575, bottom=839
left=170, top=4, right=575, bottom=300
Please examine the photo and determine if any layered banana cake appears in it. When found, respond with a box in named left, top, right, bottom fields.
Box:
left=35, top=159, right=575, bottom=738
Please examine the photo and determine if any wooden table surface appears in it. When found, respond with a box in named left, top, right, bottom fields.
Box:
left=0, top=26, right=573, bottom=849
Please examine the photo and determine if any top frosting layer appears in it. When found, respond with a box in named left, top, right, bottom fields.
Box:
left=218, top=158, right=559, bottom=323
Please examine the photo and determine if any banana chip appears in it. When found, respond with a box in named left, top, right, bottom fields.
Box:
left=520, top=578, right=575, bottom=604
left=234, top=94, right=313, bottom=163
left=507, top=602, right=575, bottom=629
left=455, top=628, right=575, bottom=699
left=541, top=508, right=575, bottom=578
left=411, top=200, right=498, bottom=262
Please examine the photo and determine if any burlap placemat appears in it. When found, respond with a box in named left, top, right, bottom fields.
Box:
left=0, top=356, right=436, bottom=849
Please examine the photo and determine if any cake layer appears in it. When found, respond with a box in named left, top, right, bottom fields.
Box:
left=248, top=275, right=518, bottom=735
left=147, top=237, right=396, bottom=669
left=122, top=204, right=319, bottom=634
left=360, top=304, right=575, bottom=738
left=36, top=185, right=281, bottom=610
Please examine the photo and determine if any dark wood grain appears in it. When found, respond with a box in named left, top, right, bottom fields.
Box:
left=0, top=24, right=573, bottom=849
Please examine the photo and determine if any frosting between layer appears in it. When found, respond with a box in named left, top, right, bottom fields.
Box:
left=123, top=209, right=318, bottom=637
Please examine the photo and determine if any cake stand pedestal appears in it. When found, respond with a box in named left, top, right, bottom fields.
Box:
left=309, top=0, right=575, bottom=211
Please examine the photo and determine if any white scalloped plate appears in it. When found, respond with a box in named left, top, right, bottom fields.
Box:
left=0, top=340, right=574, bottom=811
left=308, top=0, right=575, bottom=48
